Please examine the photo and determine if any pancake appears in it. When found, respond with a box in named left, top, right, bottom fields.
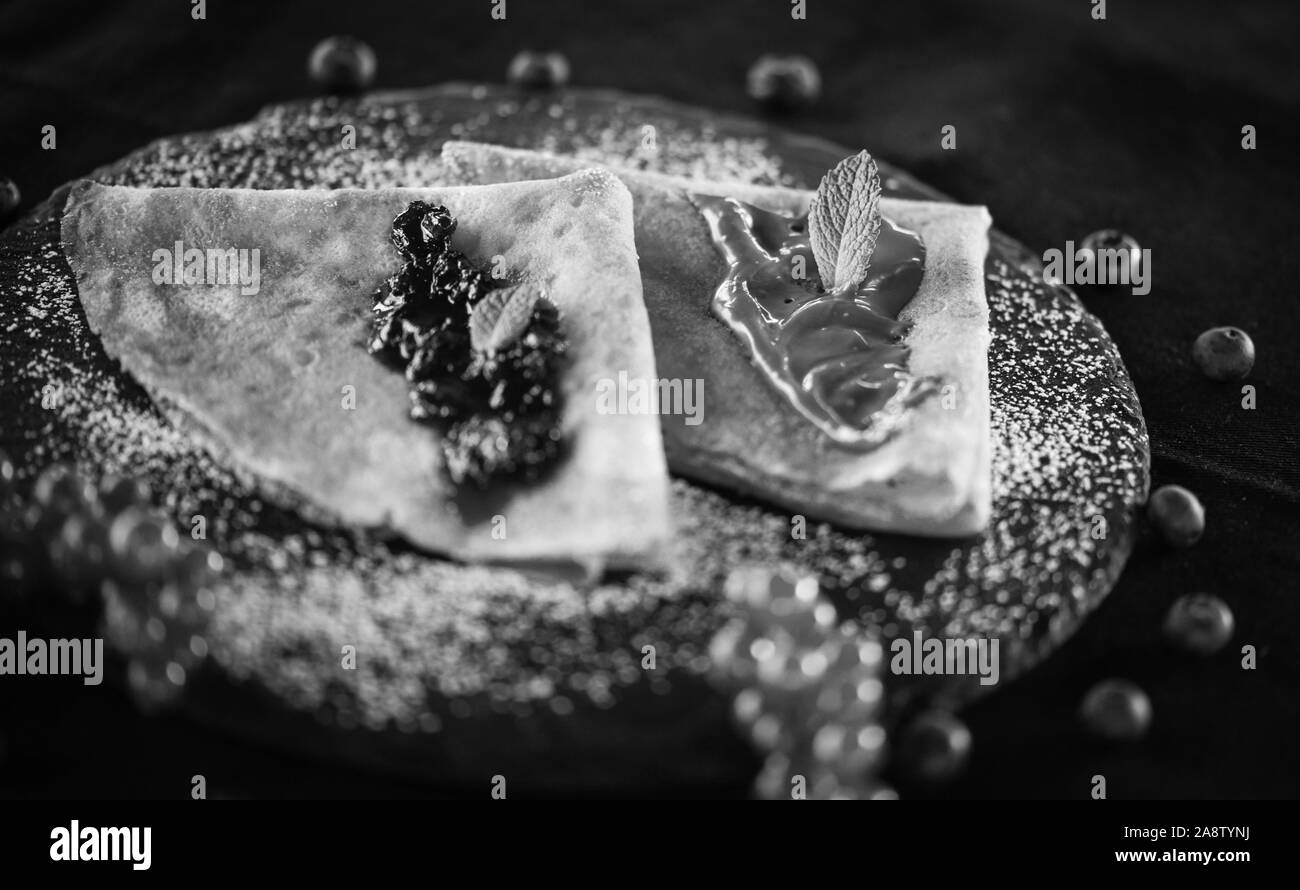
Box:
left=60, top=171, right=671, bottom=571
left=441, top=142, right=992, bottom=537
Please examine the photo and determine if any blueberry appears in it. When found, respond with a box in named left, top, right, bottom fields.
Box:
left=378, top=264, right=432, bottom=310
left=407, top=326, right=474, bottom=384
left=897, top=710, right=972, bottom=783
left=430, top=252, right=489, bottom=306
left=307, top=35, right=377, bottom=94
left=1080, top=679, right=1151, bottom=741
left=1164, top=593, right=1234, bottom=656
left=506, top=51, right=570, bottom=90
left=1193, top=326, right=1254, bottom=381
left=1078, top=229, right=1143, bottom=288
left=484, top=362, right=557, bottom=417
left=747, top=54, right=822, bottom=111
left=1147, top=484, right=1204, bottom=547
left=440, top=412, right=562, bottom=486
left=397, top=317, right=434, bottom=361
left=419, top=205, right=457, bottom=255
left=0, top=177, right=19, bottom=222
left=390, top=202, right=435, bottom=260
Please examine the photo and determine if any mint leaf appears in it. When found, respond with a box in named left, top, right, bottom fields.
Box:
left=808, top=150, right=883, bottom=292
left=470, top=282, right=543, bottom=354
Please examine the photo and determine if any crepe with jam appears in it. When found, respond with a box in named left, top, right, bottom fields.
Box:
left=60, top=171, right=672, bottom=570
left=441, top=142, right=992, bottom=537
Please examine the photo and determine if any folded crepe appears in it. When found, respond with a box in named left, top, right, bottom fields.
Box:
left=441, top=141, right=992, bottom=537
left=61, top=171, right=672, bottom=570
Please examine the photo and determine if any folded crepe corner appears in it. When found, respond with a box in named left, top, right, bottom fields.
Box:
left=442, top=141, right=993, bottom=538
left=60, top=173, right=673, bottom=572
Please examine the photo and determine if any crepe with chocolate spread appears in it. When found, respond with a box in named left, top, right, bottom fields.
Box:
left=441, top=142, right=992, bottom=537
left=60, top=171, right=671, bottom=569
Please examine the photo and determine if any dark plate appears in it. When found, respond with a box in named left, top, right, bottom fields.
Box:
left=0, top=83, right=1148, bottom=795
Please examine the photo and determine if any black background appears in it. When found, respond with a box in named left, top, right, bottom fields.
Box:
left=0, top=0, right=1297, bottom=799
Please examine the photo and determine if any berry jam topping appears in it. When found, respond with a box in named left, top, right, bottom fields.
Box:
left=367, top=202, right=568, bottom=487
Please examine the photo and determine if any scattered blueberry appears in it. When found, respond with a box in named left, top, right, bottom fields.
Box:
left=506, top=51, right=570, bottom=89
left=1079, top=229, right=1143, bottom=285
left=747, top=54, right=822, bottom=111
left=0, top=177, right=20, bottom=223
left=1164, top=593, right=1234, bottom=656
left=1193, top=326, right=1255, bottom=381
left=1147, top=484, right=1205, bottom=547
left=307, top=36, right=377, bottom=94
left=897, top=710, right=972, bottom=783
left=1080, top=679, right=1151, bottom=741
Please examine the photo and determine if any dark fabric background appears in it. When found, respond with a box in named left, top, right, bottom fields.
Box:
left=1, top=0, right=1296, bottom=798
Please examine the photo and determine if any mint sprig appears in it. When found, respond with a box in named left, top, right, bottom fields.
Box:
left=469, top=282, right=543, bottom=355
left=808, top=150, right=883, bottom=293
